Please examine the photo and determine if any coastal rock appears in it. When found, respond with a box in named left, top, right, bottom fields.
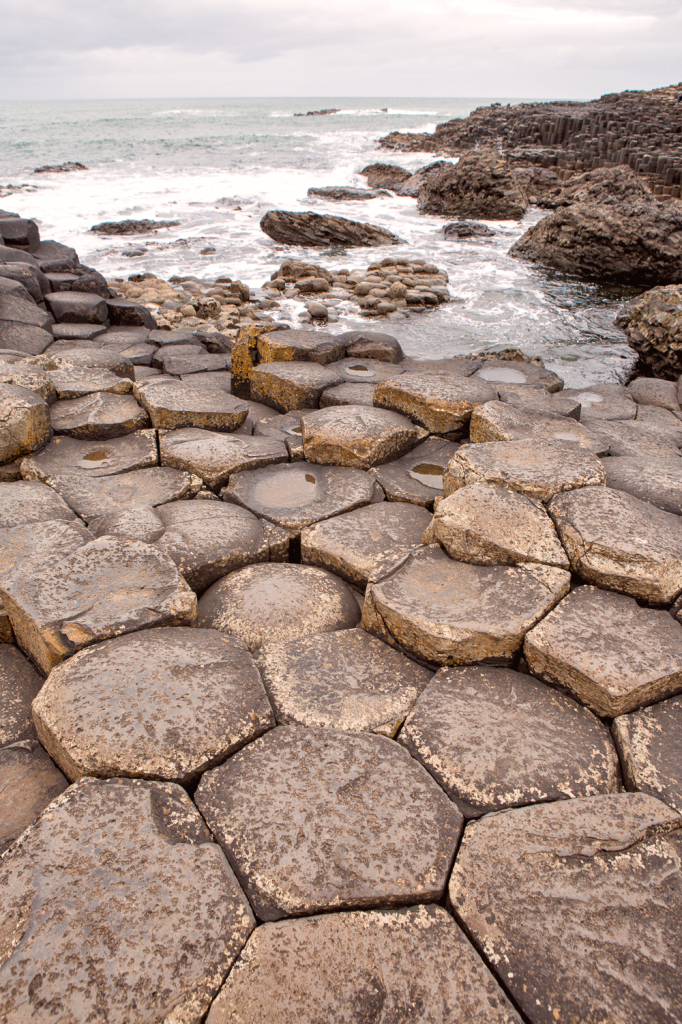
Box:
left=470, top=400, right=604, bottom=451
left=0, top=741, right=68, bottom=854
left=307, top=186, right=389, bottom=201
left=524, top=585, right=682, bottom=716
left=260, top=210, right=402, bottom=247
left=628, top=375, right=681, bottom=415
left=561, top=381, right=635, bottom=420
left=599, top=456, right=682, bottom=515
left=449, top=793, right=682, bottom=1024
left=43, top=290, right=107, bottom=324
left=613, top=696, right=682, bottom=813
left=418, top=150, right=527, bottom=219
left=360, top=163, right=412, bottom=189
left=47, top=366, right=133, bottom=400
left=208, top=905, right=522, bottom=1024
left=256, top=329, right=344, bottom=365
left=319, top=382, right=376, bottom=407
left=106, top=297, right=156, bottom=329
left=90, top=218, right=181, bottom=234
left=362, top=544, right=570, bottom=665
left=0, top=644, right=44, bottom=746
left=197, top=562, right=360, bottom=650
left=250, top=360, right=344, bottom=411
left=0, top=363, right=56, bottom=404
left=0, top=776, right=255, bottom=1024
left=496, top=382, right=581, bottom=419
left=21, top=430, right=157, bottom=484
left=0, top=384, right=51, bottom=463
left=329, top=356, right=408, bottom=384
left=370, top=436, right=460, bottom=509
left=0, top=217, right=40, bottom=249
left=0, top=478, right=77, bottom=526
left=301, top=404, right=425, bottom=469
left=620, top=284, right=682, bottom=378
left=400, top=665, right=619, bottom=817
left=50, top=392, right=149, bottom=438
left=374, top=372, right=497, bottom=438
left=474, top=359, right=564, bottom=391
left=443, top=220, right=495, bottom=239
left=135, top=378, right=248, bottom=430
left=0, top=324, right=54, bottom=356
left=339, top=329, right=404, bottom=363
left=33, top=628, right=274, bottom=783
left=160, top=427, right=288, bottom=489
left=42, top=465, right=200, bottom=522
left=195, top=726, right=462, bottom=919
left=0, top=518, right=92, bottom=585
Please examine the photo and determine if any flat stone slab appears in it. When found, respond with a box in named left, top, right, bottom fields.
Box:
left=0, top=479, right=77, bottom=526
left=250, top=360, right=344, bottom=412
left=50, top=392, right=149, bottom=438
left=0, top=776, right=255, bottom=1023
left=0, top=644, right=44, bottom=746
left=256, top=628, right=432, bottom=736
left=613, top=696, right=682, bottom=813
left=47, top=366, right=133, bottom=399
left=600, top=456, right=682, bottom=515
left=549, top=485, right=682, bottom=604
left=583, top=416, right=680, bottom=458
left=400, top=665, right=620, bottom=818
left=0, top=740, right=67, bottom=854
left=198, top=562, right=361, bottom=650
left=208, top=904, right=522, bottom=1024
left=221, top=461, right=376, bottom=535
left=445, top=439, right=606, bottom=502
left=496, top=382, right=581, bottom=419
left=33, top=628, right=274, bottom=784
left=301, top=500, right=432, bottom=585
left=449, top=793, right=682, bottom=1024
left=0, top=383, right=51, bottom=464
left=319, top=381, right=376, bottom=407
left=635, top=403, right=682, bottom=442
left=371, top=436, right=460, bottom=509
left=46, top=347, right=135, bottom=379
left=474, top=359, right=564, bottom=391
left=46, top=465, right=201, bottom=521
left=43, top=290, right=108, bottom=323
left=374, top=372, right=497, bottom=437
left=156, top=349, right=228, bottom=376
left=0, top=536, right=197, bottom=673
left=328, top=356, right=408, bottom=383
left=21, top=430, right=157, bottom=484
left=524, top=585, right=682, bottom=716
left=160, top=427, right=288, bottom=489
left=363, top=545, right=570, bottom=666
left=424, top=482, right=569, bottom=568
left=136, top=378, right=248, bottom=430
left=0, top=517, right=92, bottom=584
left=301, top=404, right=425, bottom=469
left=470, top=400, right=605, bottom=452
left=195, top=726, right=462, bottom=920
left=256, top=329, right=345, bottom=365
left=0, top=362, right=56, bottom=404
left=563, top=381, right=636, bottom=419
left=628, top=376, right=682, bottom=415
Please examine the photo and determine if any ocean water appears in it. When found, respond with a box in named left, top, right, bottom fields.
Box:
left=0, top=97, right=636, bottom=385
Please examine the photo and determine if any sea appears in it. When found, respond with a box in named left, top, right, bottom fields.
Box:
left=0, top=97, right=636, bottom=386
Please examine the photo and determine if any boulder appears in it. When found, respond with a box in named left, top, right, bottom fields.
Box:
left=195, top=726, right=462, bottom=920
left=400, top=665, right=620, bottom=817
left=0, top=741, right=67, bottom=854
left=90, top=218, right=181, bottom=234
left=524, top=585, right=682, bottom=716
left=0, top=217, right=39, bottom=249
left=599, top=456, right=682, bottom=515
left=43, top=290, right=107, bottom=324
left=0, top=777, right=255, bottom=1023
left=374, top=372, right=497, bottom=438
left=360, top=163, right=412, bottom=189
left=394, top=160, right=456, bottom=198
left=370, top=436, right=460, bottom=509
left=0, top=383, right=51, bottom=464
left=337, top=329, right=404, bottom=363
left=250, top=360, right=344, bottom=412
left=619, top=284, right=682, bottom=378
left=418, top=150, right=527, bottom=219
left=260, top=210, right=402, bottom=247
left=106, top=297, right=156, bottom=329
left=135, top=378, right=248, bottom=430
left=443, top=221, right=495, bottom=239
left=197, top=562, right=361, bottom=650
left=159, top=427, right=288, bottom=489
left=613, top=696, right=682, bottom=814
left=307, top=186, right=389, bottom=201
left=301, top=404, right=425, bottom=469
left=0, top=644, right=44, bottom=746
left=50, top=392, right=149, bottom=438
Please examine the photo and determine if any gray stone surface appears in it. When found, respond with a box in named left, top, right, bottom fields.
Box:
left=47, top=366, right=133, bottom=399
left=301, top=404, right=424, bottom=469
left=319, top=381, right=377, bottom=407
left=159, top=427, right=288, bottom=489
left=0, top=479, right=76, bottom=526
left=449, top=793, right=682, bottom=1024
left=198, top=562, right=360, bottom=650
left=45, top=465, right=201, bottom=522
left=156, top=349, right=228, bottom=376
left=136, top=378, right=249, bottom=430
left=0, top=517, right=92, bottom=584
left=600, top=456, right=682, bottom=515
left=549, top=485, right=682, bottom=604
left=208, top=905, right=522, bottom=1024
left=613, top=696, right=682, bottom=813
left=0, top=362, right=56, bottom=404
left=583, top=416, right=680, bottom=457
left=374, top=372, right=497, bottom=437
left=363, top=545, right=570, bottom=666
left=256, top=628, right=432, bottom=736
left=400, top=665, right=620, bottom=818
left=46, top=347, right=135, bottom=379
left=339, top=329, right=405, bottom=363
left=0, top=776, right=255, bottom=1023
left=0, top=740, right=67, bottom=854
left=470, top=400, right=606, bottom=452
left=0, top=536, right=197, bottom=673
left=474, top=359, right=564, bottom=392
left=370, top=436, right=460, bottom=509
left=424, top=483, right=569, bottom=568
left=0, top=383, right=51, bottom=464
left=250, top=360, right=344, bottom=412
left=496, top=382, right=581, bottom=419
left=563, top=381, right=636, bottom=419
left=43, top=290, right=108, bottom=323
left=0, top=644, right=44, bottom=746
left=195, top=726, right=462, bottom=920
left=33, top=628, right=274, bottom=783
left=524, top=585, right=682, bottom=716
left=21, top=430, right=157, bottom=485
left=328, top=356, right=408, bottom=383
left=50, top=391, right=150, bottom=438
left=256, top=329, right=345, bottom=365
left=301, top=500, right=432, bottom=586
left=628, top=376, right=682, bottom=416
left=445, top=439, right=606, bottom=502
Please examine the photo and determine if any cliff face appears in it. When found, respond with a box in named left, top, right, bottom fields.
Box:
left=379, top=84, right=682, bottom=200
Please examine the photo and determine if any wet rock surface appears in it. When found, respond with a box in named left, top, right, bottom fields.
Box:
left=21, top=430, right=157, bottom=484
left=370, top=436, right=460, bottom=508
left=0, top=741, right=68, bottom=854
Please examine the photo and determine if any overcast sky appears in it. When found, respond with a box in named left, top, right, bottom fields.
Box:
left=1, top=0, right=680, bottom=101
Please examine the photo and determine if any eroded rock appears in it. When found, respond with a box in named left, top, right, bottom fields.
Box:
left=0, top=383, right=51, bottom=464
left=135, top=378, right=248, bottom=431
left=0, top=741, right=67, bottom=854
left=370, top=437, right=459, bottom=509
left=250, top=361, right=344, bottom=412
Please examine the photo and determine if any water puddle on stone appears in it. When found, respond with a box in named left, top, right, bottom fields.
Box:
left=345, top=364, right=375, bottom=379
left=552, top=431, right=582, bottom=443
left=476, top=367, right=528, bottom=384
left=76, top=449, right=113, bottom=469
left=409, top=463, right=444, bottom=489
left=286, top=426, right=303, bottom=435
left=251, top=467, right=319, bottom=507
left=577, top=392, right=604, bottom=405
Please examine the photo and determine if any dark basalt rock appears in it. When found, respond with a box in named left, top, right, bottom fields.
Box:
left=613, top=695, right=682, bottom=814
left=371, top=436, right=460, bottom=509
left=418, top=150, right=527, bottom=220
left=619, top=284, right=682, bottom=379
left=50, top=392, right=149, bottom=438
left=360, top=162, right=412, bottom=190
left=443, top=220, right=496, bottom=239
left=307, top=186, right=389, bottom=201
left=260, top=210, right=402, bottom=247
left=0, top=741, right=67, bottom=854
left=90, top=218, right=181, bottom=234
left=0, top=644, right=45, bottom=746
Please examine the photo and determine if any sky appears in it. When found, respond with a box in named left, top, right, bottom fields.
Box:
left=0, top=0, right=681, bottom=101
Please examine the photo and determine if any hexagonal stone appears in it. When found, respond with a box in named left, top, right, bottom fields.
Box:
left=549, top=485, right=682, bottom=604
left=584, top=416, right=681, bottom=458
left=370, top=436, right=460, bottom=509
left=0, top=776, right=255, bottom=1023
left=33, top=627, right=274, bottom=783
left=195, top=726, right=462, bottom=920
left=629, top=376, right=682, bottom=414
left=524, top=585, right=682, bottom=716
left=635, top=403, right=682, bottom=442
left=301, top=501, right=432, bottom=586
left=157, top=349, right=228, bottom=376
left=256, top=329, right=345, bottom=365
left=0, top=362, right=56, bottom=404
left=449, top=793, right=682, bottom=1024
left=159, top=427, right=288, bottom=489
left=250, top=360, right=344, bottom=412
left=563, top=381, right=636, bottom=420
left=341, top=329, right=404, bottom=363
left=47, top=366, right=133, bottom=400
left=0, top=383, right=51, bottom=464
left=474, top=359, right=564, bottom=391
left=50, top=391, right=150, bottom=438
left=600, top=456, right=682, bottom=515
left=613, top=696, right=682, bottom=813
left=423, top=483, right=569, bottom=569
left=319, top=381, right=376, bottom=407
left=198, top=562, right=360, bottom=650
left=470, top=401, right=605, bottom=452
left=0, top=741, right=67, bottom=854
left=221, top=461, right=376, bottom=535
left=301, top=404, right=425, bottom=470
left=136, top=378, right=248, bottom=430
left=400, top=665, right=620, bottom=818
left=43, top=290, right=108, bottom=323
left=445, top=439, right=606, bottom=503
left=46, top=347, right=135, bottom=379
left=0, top=293, right=53, bottom=330
left=207, top=904, right=522, bottom=1024
left=328, top=356, right=407, bottom=383
left=0, top=644, right=44, bottom=745
left=255, top=628, right=432, bottom=735
left=21, top=430, right=157, bottom=485
left=496, top=382, right=581, bottom=419
left=0, top=536, right=197, bottom=673
left=0, top=517, right=92, bottom=583
left=401, top=356, right=481, bottom=377
left=374, top=372, right=497, bottom=437
left=363, top=545, right=570, bottom=666
left=0, top=479, right=76, bottom=526
left=45, top=465, right=201, bottom=522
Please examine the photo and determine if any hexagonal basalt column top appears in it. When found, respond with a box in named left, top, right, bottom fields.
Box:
left=300, top=404, right=426, bottom=469
left=373, top=372, right=497, bottom=438
left=195, top=726, right=462, bottom=920
left=249, top=360, right=344, bottom=412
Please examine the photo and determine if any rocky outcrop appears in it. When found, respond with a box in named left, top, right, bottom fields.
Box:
left=618, top=285, right=682, bottom=378
left=90, top=219, right=181, bottom=234
left=293, top=108, right=340, bottom=117
left=417, top=150, right=527, bottom=219
left=307, top=186, right=389, bottom=201
left=360, top=163, right=412, bottom=189
left=536, top=165, right=653, bottom=208
left=33, top=162, right=87, bottom=174
left=260, top=210, right=402, bottom=247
